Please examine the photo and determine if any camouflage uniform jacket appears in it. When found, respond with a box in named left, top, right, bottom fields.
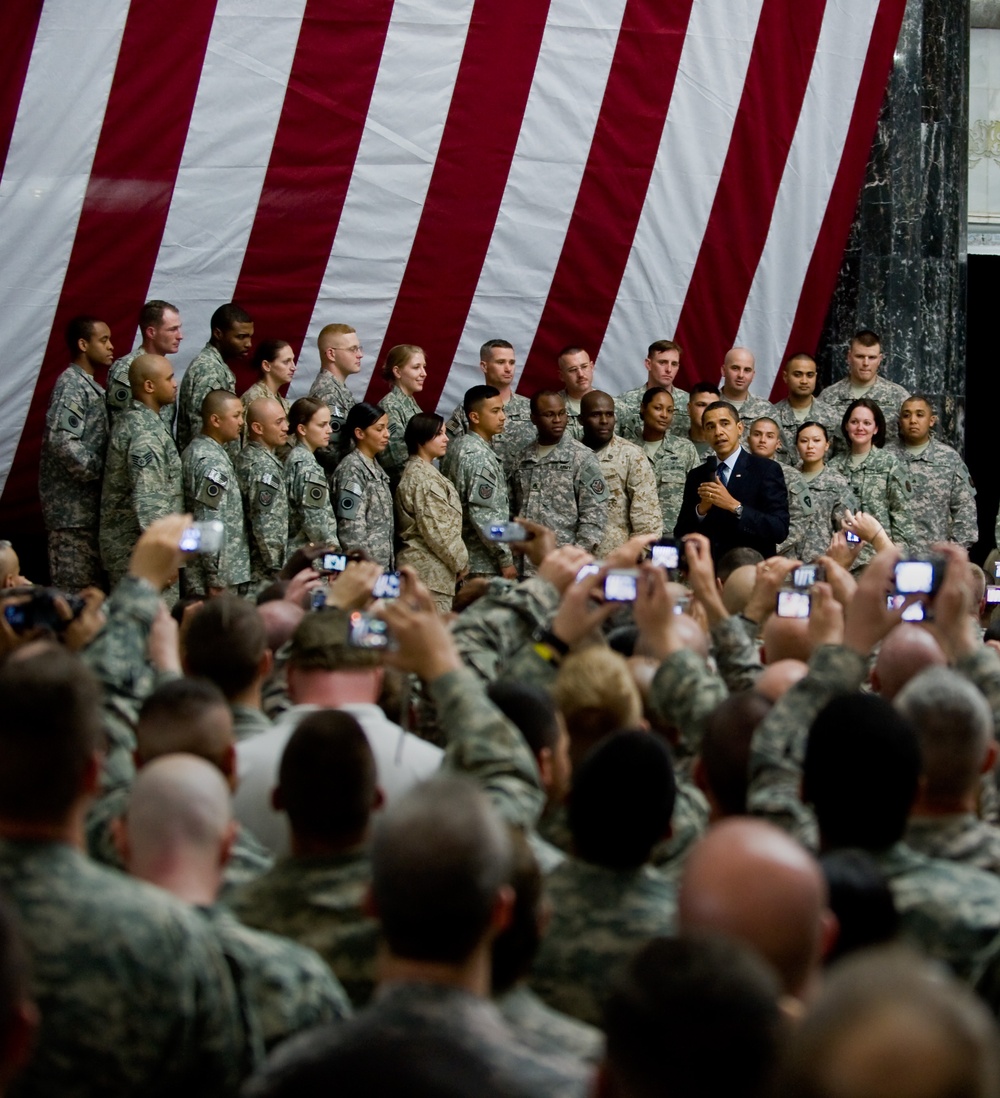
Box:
left=555, top=389, right=585, bottom=441
left=446, top=392, right=535, bottom=475
left=644, top=433, right=699, bottom=537
left=725, top=391, right=775, bottom=432
left=308, top=370, right=356, bottom=473
left=229, top=848, right=378, bottom=1009
left=231, top=703, right=274, bottom=743
left=795, top=465, right=857, bottom=563
left=614, top=384, right=690, bottom=441
left=377, top=385, right=422, bottom=488
left=776, top=462, right=810, bottom=559
left=236, top=442, right=289, bottom=585
left=107, top=347, right=176, bottom=429
left=591, top=434, right=662, bottom=558
left=285, top=443, right=338, bottom=553
left=511, top=436, right=609, bottom=558
left=40, top=364, right=108, bottom=531
left=874, top=841, right=1000, bottom=989
left=769, top=396, right=838, bottom=466
left=496, top=984, right=602, bottom=1065
left=395, top=456, right=468, bottom=595
left=820, top=374, right=911, bottom=453
left=905, top=815, right=1000, bottom=877
left=333, top=449, right=394, bottom=569
left=885, top=437, right=977, bottom=550
left=529, top=857, right=677, bottom=1026
left=181, top=435, right=252, bottom=592
left=176, top=343, right=236, bottom=454
left=198, top=903, right=351, bottom=1062
left=648, top=647, right=729, bottom=761
left=826, top=446, right=915, bottom=554
left=444, top=431, right=514, bottom=574
left=243, top=981, right=589, bottom=1098
left=0, top=839, right=246, bottom=1097
left=99, top=401, right=183, bottom=582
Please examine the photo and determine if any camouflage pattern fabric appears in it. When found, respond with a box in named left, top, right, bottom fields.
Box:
left=284, top=443, right=339, bottom=553
left=107, top=347, right=175, bottom=430
left=308, top=371, right=357, bottom=473
left=905, top=815, right=1000, bottom=877
left=886, top=437, right=977, bottom=550
left=176, top=343, right=236, bottom=454
left=769, top=396, right=838, bottom=467
left=446, top=392, right=535, bottom=476
left=614, top=384, right=690, bottom=442
left=377, top=385, right=422, bottom=489
left=236, top=441, right=290, bottom=585
left=333, top=448, right=395, bottom=569
left=442, top=431, right=514, bottom=576
left=591, top=434, right=661, bottom=558
left=820, top=373, right=911, bottom=456
left=496, top=984, right=602, bottom=1065
left=643, top=433, right=699, bottom=538
left=395, top=456, right=468, bottom=599
left=794, top=465, right=857, bottom=562
left=826, top=446, right=915, bottom=556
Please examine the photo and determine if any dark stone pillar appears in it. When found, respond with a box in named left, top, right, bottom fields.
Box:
left=817, top=0, right=969, bottom=448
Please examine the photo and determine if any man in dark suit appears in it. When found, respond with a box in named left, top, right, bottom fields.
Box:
left=674, top=401, right=789, bottom=560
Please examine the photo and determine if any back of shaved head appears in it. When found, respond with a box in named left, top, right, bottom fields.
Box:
left=722, top=564, right=758, bottom=614
left=246, top=396, right=284, bottom=429
left=128, top=353, right=170, bottom=391
left=136, top=678, right=234, bottom=773
left=872, top=623, right=946, bottom=700
left=679, top=817, right=831, bottom=999
left=201, top=388, right=240, bottom=423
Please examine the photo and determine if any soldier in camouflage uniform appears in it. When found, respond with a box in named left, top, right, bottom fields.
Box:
left=444, top=339, right=535, bottom=475
left=684, top=382, right=723, bottom=460
left=99, top=355, right=183, bottom=589
left=719, top=348, right=775, bottom=435
left=0, top=646, right=247, bottom=1096
left=237, top=398, right=290, bottom=586
left=443, top=386, right=517, bottom=580
left=285, top=397, right=339, bottom=554
left=239, top=339, right=295, bottom=449
left=333, top=402, right=394, bottom=570
left=614, top=339, right=690, bottom=441
left=106, top=299, right=182, bottom=429
left=308, top=323, right=362, bottom=475
left=580, top=391, right=661, bottom=557
left=511, top=392, right=609, bottom=566
left=793, top=421, right=858, bottom=561
left=887, top=395, right=977, bottom=551
left=181, top=390, right=251, bottom=596
left=770, top=353, right=838, bottom=466
left=633, top=387, right=700, bottom=536
left=176, top=302, right=254, bottom=453
left=40, top=315, right=113, bottom=589
left=819, top=330, right=910, bottom=456
left=376, top=345, right=426, bottom=491
left=555, top=345, right=595, bottom=441
left=747, top=417, right=811, bottom=559
left=395, top=414, right=469, bottom=614
left=119, top=756, right=351, bottom=1064
left=827, top=398, right=915, bottom=556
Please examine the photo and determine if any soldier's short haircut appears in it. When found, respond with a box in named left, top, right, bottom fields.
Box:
left=404, top=413, right=445, bottom=456
left=717, top=547, right=764, bottom=583
left=487, top=681, right=561, bottom=757
left=894, top=667, right=994, bottom=803
left=689, top=381, right=722, bottom=398
left=529, top=389, right=564, bottom=416
left=803, top=693, right=920, bottom=851
left=840, top=397, right=886, bottom=449
left=569, top=730, right=675, bottom=870
left=490, top=827, right=542, bottom=994
left=201, top=388, right=240, bottom=423
left=371, top=775, right=512, bottom=964
left=317, top=323, right=356, bottom=349
left=136, top=677, right=233, bottom=768
left=139, top=300, right=178, bottom=330
left=902, top=391, right=936, bottom=415
left=556, top=345, right=586, bottom=362
left=184, top=596, right=267, bottom=700
left=0, top=645, right=103, bottom=823
left=785, top=351, right=817, bottom=368
left=604, top=935, right=782, bottom=1098
left=463, top=384, right=500, bottom=418
left=210, top=302, right=253, bottom=333
left=278, top=710, right=376, bottom=840
left=480, top=339, right=513, bottom=361
left=701, top=691, right=772, bottom=817
left=750, top=417, right=781, bottom=434
left=850, top=328, right=881, bottom=348
left=702, top=400, right=740, bottom=423
left=64, top=315, right=100, bottom=355
left=647, top=339, right=682, bottom=358
left=772, top=947, right=1000, bottom=1098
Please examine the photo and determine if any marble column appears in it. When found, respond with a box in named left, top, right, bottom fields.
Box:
left=817, top=0, right=969, bottom=447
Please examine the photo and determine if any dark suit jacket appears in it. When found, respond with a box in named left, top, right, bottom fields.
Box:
left=673, top=449, right=790, bottom=560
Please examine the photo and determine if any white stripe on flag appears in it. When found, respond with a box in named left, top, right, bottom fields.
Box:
left=300, top=0, right=476, bottom=401
left=0, top=0, right=131, bottom=494
left=146, top=0, right=308, bottom=378
left=597, top=0, right=766, bottom=394
left=440, top=0, right=629, bottom=416
left=736, top=1, right=882, bottom=393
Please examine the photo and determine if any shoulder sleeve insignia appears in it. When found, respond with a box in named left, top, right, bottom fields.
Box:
left=257, top=488, right=274, bottom=508
left=336, top=484, right=363, bottom=519
left=57, top=404, right=86, bottom=438
left=305, top=478, right=329, bottom=509
left=591, top=477, right=608, bottom=498
left=108, top=382, right=131, bottom=410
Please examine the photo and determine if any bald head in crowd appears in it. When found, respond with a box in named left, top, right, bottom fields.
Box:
left=761, top=613, right=811, bottom=665
left=871, top=624, right=947, bottom=700
left=773, top=947, right=1000, bottom=1098
left=722, top=564, right=758, bottom=614
left=678, top=818, right=835, bottom=1002
left=129, top=353, right=170, bottom=391
left=756, top=659, right=808, bottom=702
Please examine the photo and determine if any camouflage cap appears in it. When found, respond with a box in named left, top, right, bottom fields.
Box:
left=287, top=607, right=381, bottom=671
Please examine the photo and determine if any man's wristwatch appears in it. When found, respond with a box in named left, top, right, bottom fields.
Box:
left=733, top=503, right=744, bottom=519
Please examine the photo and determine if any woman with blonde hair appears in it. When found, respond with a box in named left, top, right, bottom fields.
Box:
left=378, top=344, right=426, bottom=488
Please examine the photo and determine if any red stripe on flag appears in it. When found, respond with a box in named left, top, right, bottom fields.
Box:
left=1, top=0, right=218, bottom=526
left=773, top=0, right=909, bottom=398
left=364, top=0, right=553, bottom=410
left=0, top=0, right=43, bottom=178
left=231, top=0, right=395, bottom=390
left=516, top=0, right=695, bottom=397
left=672, top=0, right=827, bottom=391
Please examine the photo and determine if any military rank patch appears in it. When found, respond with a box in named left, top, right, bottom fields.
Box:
left=132, top=451, right=154, bottom=469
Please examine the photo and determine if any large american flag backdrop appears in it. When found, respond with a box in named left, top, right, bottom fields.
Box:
left=0, top=0, right=907, bottom=529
